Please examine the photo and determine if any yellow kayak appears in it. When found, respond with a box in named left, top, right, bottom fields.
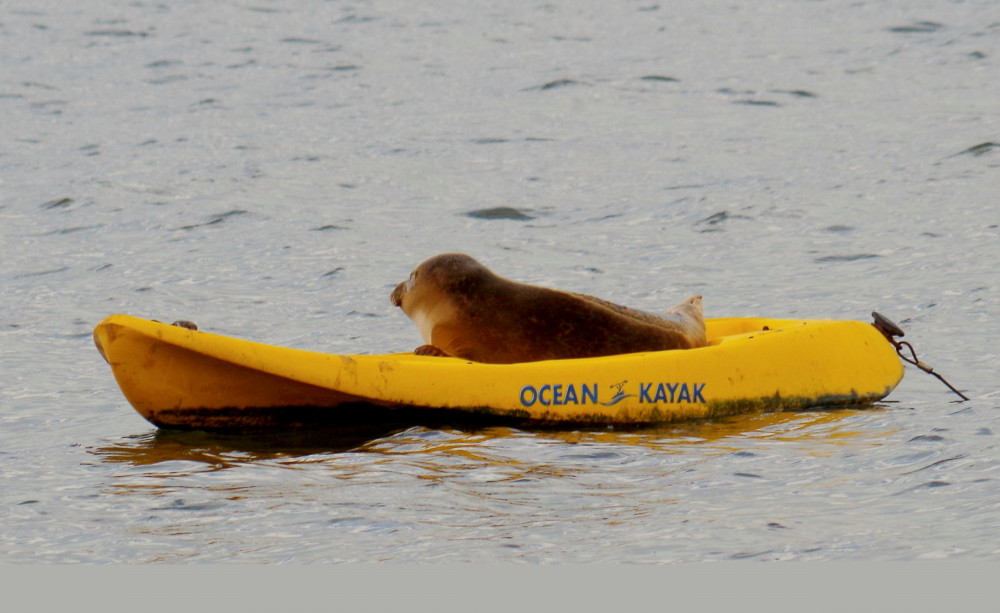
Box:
left=93, top=314, right=904, bottom=430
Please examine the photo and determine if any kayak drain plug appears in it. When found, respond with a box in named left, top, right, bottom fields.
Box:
left=871, top=312, right=969, bottom=401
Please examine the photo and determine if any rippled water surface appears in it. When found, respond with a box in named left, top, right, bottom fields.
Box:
left=2, top=0, right=999, bottom=563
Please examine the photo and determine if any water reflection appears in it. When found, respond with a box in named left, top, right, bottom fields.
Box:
left=89, top=425, right=405, bottom=468
left=90, top=405, right=885, bottom=468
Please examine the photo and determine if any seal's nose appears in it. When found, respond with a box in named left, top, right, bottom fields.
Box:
left=390, top=282, right=404, bottom=307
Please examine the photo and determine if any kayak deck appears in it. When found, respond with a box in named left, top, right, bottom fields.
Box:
left=94, top=314, right=904, bottom=430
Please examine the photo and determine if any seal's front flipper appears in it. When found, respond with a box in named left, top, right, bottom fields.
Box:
left=414, top=345, right=450, bottom=357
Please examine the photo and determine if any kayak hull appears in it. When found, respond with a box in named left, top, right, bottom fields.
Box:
left=94, top=314, right=904, bottom=430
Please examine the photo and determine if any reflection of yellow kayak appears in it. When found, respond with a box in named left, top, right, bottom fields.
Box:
left=92, top=409, right=871, bottom=467
left=93, top=314, right=903, bottom=431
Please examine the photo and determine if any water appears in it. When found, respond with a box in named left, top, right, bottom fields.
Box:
left=2, top=0, right=998, bottom=563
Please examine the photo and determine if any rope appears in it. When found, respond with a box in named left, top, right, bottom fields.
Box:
left=871, top=312, right=969, bottom=402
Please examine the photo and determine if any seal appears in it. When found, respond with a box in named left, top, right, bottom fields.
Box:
left=390, top=253, right=707, bottom=364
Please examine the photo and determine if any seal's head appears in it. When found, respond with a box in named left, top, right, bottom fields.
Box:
left=391, top=253, right=484, bottom=307
left=391, top=253, right=493, bottom=345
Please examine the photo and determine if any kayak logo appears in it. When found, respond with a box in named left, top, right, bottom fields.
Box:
left=603, top=380, right=635, bottom=405
left=519, top=380, right=706, bottom=408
